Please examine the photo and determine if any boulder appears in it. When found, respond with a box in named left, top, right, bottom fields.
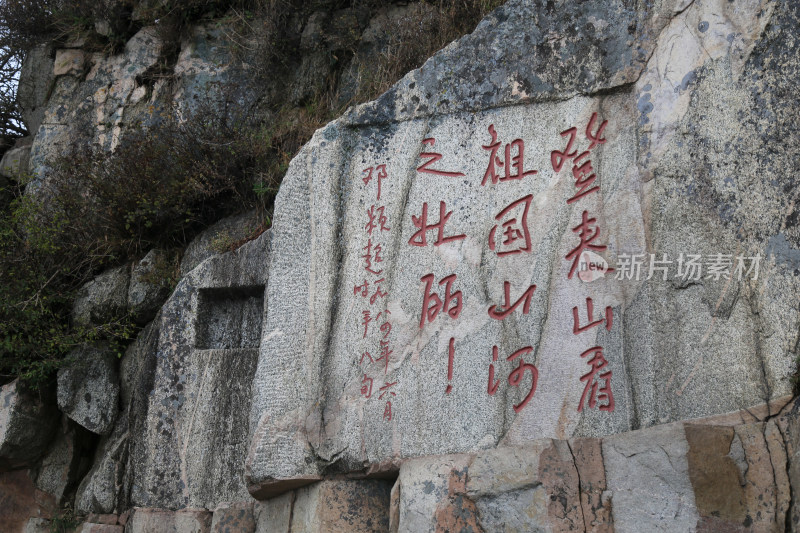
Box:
left=255, top=480, right=392, bottom=533
left=180, top=211, right=264, bottom=277
left=126, top=508, right=212, bottom=533
left=210, top=502, right=255, bottom=533
left=34, top=417, right=93, bottom=504
left=24, top=518, right=52, bottom=533
left=74, top=417, right=128, bottom=514
left=128, top=232, right=269, bottom=509
left=0, top=380, right=58, bottom=471
left=77, top=317, right=159, bottom=515
left=0, top=140, right=32, bottom=180
left=53, top=49, right=85, bottom=77
left=72, top=266, right=130, bottom=327
left=128, top=249, right=174, bottom=325
left=17, top=43, right=55, bottom=134
left=57, top=345, right=120, bottom=435
left=78, top=524, right=124, bottom=533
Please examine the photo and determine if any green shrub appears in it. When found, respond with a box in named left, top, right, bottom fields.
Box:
left=0, top=0, right=506, bottom=385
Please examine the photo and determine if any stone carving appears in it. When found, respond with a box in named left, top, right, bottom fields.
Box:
left=246, top=0, right=799, bottom=498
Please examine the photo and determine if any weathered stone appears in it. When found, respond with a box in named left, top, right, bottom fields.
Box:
left=34, top=417, right=93, bottom=504
left=777, top=398, right=800, bottom=531
left=53, top=49, right=85, bottom=77
left=732, top=421, right=789, bottom=531
left=128, top=249, right=174, bottom=325
left=126, top=508, right=212, bottom=533
left=57, top=345, right=119, bottom=435
left=130, top=232, right=269, bottom=509
left=28, top=27, right=166, bottom=180
left=17, top=43, right=55, bottom=134
left=0, top=380, right=58, bottom=471
left=210, top=502, right=255, bottom=533
left=72, top=266, right=130, bottom=327
left=0, top=142, right=31, bottom=180
left=393, top=454, right=473, bottom=533
left=180, top=211, right=264, bottom=277
left=0, top=470, right=57, bottom=533
left=603, top=423, right=698, bottom=532
left=78, top=524, right=124, bottom=533
left=568, top=438, right=612, bottom=532
left=86, top=513, right=119, bottom=525
left=468, top=443, right=584, bottom=532
left=75, top=316, right=160, bottom=516
left=74, top=416, right=128, bottom=514
left=24, top=518, right=52, bottom=533
left=254, top=492, right=292, bottom=533
left=289, top=480, right=392, bottom=533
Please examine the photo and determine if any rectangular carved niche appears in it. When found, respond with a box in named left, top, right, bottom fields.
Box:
left=195, top=286, right=265, bottom=350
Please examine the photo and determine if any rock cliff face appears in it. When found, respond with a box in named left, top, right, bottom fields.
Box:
left=4, top=0, right=800, bottom=532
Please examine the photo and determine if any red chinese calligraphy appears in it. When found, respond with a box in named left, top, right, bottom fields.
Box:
left=362, top=239, right=383, bottom=275
left=487, top=346, right=501, bottom=396
left=361, top=374, right=373, bottom=398
left=585, top=112, right=608, bottom=150
left=578, top=346, right=614, bottom=412
left=376, top=339, right=393, bottom=374
left=354, top=280, right=369, bottom=297
left=551, top=127, right=578, bottom=172
left=370, top=280, right=387, bottom=305
left=365, top=205, right=390, bottom=235
left=379, top=381, right=397, bottom=399
left=489, top=195, right=533, bottom=256
left=551, top=112, right=608, bottom=172
left=408, top=201, right=466, bottom=247
left=565, top=211, right=608, bottom=280
left=446, top=337, right=455, bottom=394
left=417, top=138, right=465, bottom=178
left=487, top=345, right=538, bottom=412
left=572, top=297, right=613, bottom=334
left=361, top=310, right=372, bottom=338
left=362, top=164, right=388, bottom=200
left=482, top=125, right=537, bottom=185
left=488, top=282, right=536, bottom=320
left=567, top=151, right=599, bottom=204
left=419, top=273, right=463, bottom=328
left=383, top=401, right=392, bottom=421
left=507, top=347, right=538, bottom=412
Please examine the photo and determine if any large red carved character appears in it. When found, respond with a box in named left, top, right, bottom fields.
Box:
left=489, top=195, right=533, bottom=256
left=419, top=273, right=463, bottom=328
left=408, top=201, right=466, bottom=247
left=417, top=138, right=465, bottom=178
left=482, top=125, right=538, bottom=185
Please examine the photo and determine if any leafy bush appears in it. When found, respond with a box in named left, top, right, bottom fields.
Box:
left=0, top=99, right=274, bottom=385
left=0, top=0, right=506, bottom=385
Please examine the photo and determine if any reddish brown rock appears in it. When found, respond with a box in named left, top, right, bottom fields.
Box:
left=568, top=438, right=613, bottom=532
left=432, top=465, right=483, bottom=533
left=210, top=502, right=255, bottom=533
left=685, top=424, right=746, bottom=524
left=0, top=469, right=57, bottom=533
left=685, top=420, right=790, bottom=533
left=302, top=479, right=392, bottom=533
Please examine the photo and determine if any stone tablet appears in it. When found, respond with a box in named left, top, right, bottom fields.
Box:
left=247, top=0, right=798, bottom=497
